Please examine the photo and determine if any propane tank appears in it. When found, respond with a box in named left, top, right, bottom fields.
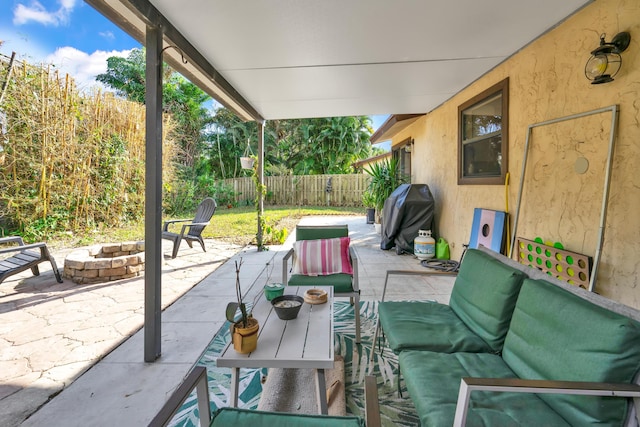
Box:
left=414, top=230, right=435, bottom=260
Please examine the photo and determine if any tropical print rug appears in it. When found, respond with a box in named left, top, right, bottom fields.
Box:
left=168, top=301, right=419, bottom=427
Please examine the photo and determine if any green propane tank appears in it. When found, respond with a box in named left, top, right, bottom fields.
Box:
left=414, top=229, right=435, bottom=260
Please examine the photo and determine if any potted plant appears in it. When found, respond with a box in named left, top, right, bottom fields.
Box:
left=226, top=258, right=259, bottom=353
left=364, top=158, right=409, bottom=229
left=240, top=156, right=255, bottom=170
left=240, top=140, right=255, bottom=170
left=362, top=190, right=376, bottom=224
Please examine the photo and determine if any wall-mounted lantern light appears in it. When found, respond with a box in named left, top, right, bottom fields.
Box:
left=585, top=32, right=631, bottom=84
left=404, top=138, right=414, bottom=153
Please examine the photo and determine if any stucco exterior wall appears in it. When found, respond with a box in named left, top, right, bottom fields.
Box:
left=392, top=0, right=639, bottom=308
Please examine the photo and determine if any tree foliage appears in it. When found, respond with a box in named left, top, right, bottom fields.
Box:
left=96, top=49, right=146, bottom=103
left=96, top=48, right=211, bottom=170
left=96, top=48, right=380, bottom=212
left=202, top=112, right=376, bottom=179
left=287, top=116, right=373, bottom=174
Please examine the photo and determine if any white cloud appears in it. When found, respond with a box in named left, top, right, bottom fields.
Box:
left=99, top=31, right=115, bottom=41
left=45, top=46, right=132, bottom=93
left=13, top=0, right=78, bottom=27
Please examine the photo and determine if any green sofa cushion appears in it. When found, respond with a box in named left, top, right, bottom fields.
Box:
left=287, top=273, right=353, bottom=293
left=378, top=301, right=492, bottom=353
left=449, top=249, right=526, bottom=352
left=210, top=407, right=365, bottom=427
left=399, top=350, right=570, bottom=426
left=502, top=279, right=640, bottom=426
left=296, top=225, right=348, bottom=240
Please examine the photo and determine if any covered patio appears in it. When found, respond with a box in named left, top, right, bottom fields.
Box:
left=19, top=216, right=454, bottom=425
left=81, top=0, right=593, bottom=362
left=21, top=0, right=639, bottom=424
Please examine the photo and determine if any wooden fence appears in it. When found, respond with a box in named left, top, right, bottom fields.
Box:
left=223, top=174, right=370, bottom=207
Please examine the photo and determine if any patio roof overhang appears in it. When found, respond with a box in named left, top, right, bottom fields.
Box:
left=370, top=114, right=424, bottom=145
left=83, top=0, right=593, bottom=362
left=86, top=0, right=592, bottom=122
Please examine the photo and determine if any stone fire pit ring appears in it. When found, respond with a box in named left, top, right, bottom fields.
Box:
left=64, top=241, right=145, bottom=284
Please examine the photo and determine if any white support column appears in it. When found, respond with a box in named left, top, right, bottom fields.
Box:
left=257, top=121, right=265, bottom=249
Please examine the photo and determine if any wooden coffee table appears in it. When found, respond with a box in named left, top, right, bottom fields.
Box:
left=217, top=286, right=334, bottom=414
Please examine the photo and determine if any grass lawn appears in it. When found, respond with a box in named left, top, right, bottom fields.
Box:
left=48, top=205, right=363, bottom=249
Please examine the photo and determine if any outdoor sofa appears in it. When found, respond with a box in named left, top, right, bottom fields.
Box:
left=377, top=246, right=640, bottom=426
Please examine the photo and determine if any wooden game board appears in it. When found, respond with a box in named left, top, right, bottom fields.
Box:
left=515, top=237, right=592, bottom=289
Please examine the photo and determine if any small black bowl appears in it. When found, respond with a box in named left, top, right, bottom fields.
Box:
left=271, top=295, right=304, bottom=320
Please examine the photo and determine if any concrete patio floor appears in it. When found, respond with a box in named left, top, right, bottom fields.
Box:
left=2, top=215, right=455, bottom=426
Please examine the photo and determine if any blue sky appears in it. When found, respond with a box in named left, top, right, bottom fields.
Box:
left=1, top=0, right=389, bottom=135
left=1, top=0, right=140, bottom=92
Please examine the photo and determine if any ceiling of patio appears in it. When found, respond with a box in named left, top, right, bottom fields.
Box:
left=88, top=0, right=592, bottom=121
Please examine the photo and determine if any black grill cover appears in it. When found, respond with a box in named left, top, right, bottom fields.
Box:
left=380, top=184, right=435, bottom=253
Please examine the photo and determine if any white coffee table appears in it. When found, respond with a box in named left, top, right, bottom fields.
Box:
left=217, top=285, right=334, bottom=414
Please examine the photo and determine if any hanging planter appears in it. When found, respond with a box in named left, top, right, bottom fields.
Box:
left=240, top=156, right=255, bottom=169
left=240, top=139, right=255, bottom=170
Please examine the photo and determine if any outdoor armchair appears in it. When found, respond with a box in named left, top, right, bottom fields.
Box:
left=0, top=236, right=63, bottom=284
left=149, top=366, right=381, bottom=427
left=162, top=198, right=217, bottom=259
left=282, top=225, right=361, bottom=343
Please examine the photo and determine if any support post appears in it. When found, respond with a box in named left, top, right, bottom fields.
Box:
left=144, top=24, right=163, bottom=362
left=256, top=121, right=265, bottom=249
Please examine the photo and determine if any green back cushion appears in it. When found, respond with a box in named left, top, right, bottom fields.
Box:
left=296, top=225, right=348, bottom=241
left=449, top=249, right=526, bottom=352
left=503, top=279, right=640, bottom=426
left=210, top=407, right=365, bottom=427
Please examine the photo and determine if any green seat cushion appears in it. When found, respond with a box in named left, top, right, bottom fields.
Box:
left=503, top=279, right=640, bottom=426
left=399, top=350, right=570, bottom=427
left=378, top=301, right=492, bottom=353
left=210, top=407, right=365, bottom=427
left=296, top=225, right=348, bottom=240
left=449, top=249, right=526, bottom=352
left=287, top=273, right=354, bottom=293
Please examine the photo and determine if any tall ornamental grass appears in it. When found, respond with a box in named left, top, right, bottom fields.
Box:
left=0, top=55, right=176, bottom=239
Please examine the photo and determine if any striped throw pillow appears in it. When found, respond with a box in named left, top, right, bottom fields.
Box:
left=292, top=237, right=353, bottom=276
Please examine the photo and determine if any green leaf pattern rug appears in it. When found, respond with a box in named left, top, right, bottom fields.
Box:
left=168, top=301, right=419, bottom=426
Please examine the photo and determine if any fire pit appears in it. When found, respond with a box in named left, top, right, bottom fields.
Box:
left=64, top=241, right=145, bottom=284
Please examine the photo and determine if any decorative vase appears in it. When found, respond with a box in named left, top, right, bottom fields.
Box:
left=240, top=156, right=255, bottom=169
left=231, top=317, right=259, bottom=354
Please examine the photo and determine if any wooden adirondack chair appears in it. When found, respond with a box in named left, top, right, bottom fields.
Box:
left=0, top=236, right=63, bottom=284
left=162, top=198, right=217, bottom=259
